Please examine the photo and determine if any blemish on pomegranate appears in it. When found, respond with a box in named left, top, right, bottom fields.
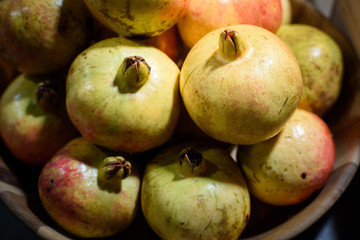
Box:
left=219, top=216, right=228, bottom=226
left=301, top=173, right=307, bottom=179
left=204, top=218, right=212, bottom=230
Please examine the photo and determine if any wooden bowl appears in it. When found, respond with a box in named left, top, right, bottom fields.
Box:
left=1, top=0, right=359, bottom=239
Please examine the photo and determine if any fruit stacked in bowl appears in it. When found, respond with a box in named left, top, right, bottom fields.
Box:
left=0, top=0, right=359, bottom=239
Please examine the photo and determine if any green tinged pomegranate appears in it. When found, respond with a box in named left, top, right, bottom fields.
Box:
left=66, top=37, right=181, bottom=153
left=0, top=0, right=92, bottom=74
left=180, top=25, right=302, bottom=145
left=277, top=24, right=343, bottom=116
left=83, top=0, right=189, bottom=38
left=141, top=141, right=250, bottom=240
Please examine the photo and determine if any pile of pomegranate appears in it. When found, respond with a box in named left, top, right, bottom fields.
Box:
left=0, top=0, right=344, bottom=239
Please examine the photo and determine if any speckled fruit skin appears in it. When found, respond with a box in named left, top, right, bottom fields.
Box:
left=238, top=108, right=335, bottom=206
left=66, top=37, right=180, bottom=153
left=0, top=0, right=91, bottom=74
left=38, top=137, right=141, bottom=238
left=177, top=0, right=283, bottom=48
left=276, top=24, right=343, bottom=116
left=141, top=141, right=250, bottom=240
left=180, top=25, right=302, bottom=145
left=83, top=0, right=189, bottom=38
left=0, top=73, right=78, bottom=166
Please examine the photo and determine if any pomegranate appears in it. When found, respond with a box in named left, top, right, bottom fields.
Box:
left=277, top=24, right=344, bottom=116
left=83, top=0, right=189, bottom=38
left=238, top=108, right=335, bottom=206
left=177, top=0, right=283, bottom=48
left=0, top=0, right=92, bottom=74
left=38, top=137, right=141, bottom=238
left=180, top=25, right=302, bottom=145
left=66, top=37, right=181, bottom=153
left=141, top=141, right=250, bottom=240
left=0, top=73, right=78, bottom=166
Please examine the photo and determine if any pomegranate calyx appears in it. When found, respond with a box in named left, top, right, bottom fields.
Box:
left=178, top=147, right=206, bottom=177
left=98, top=156, right=131, bottom=190
left=35, top=80, right=59, bottom=111
left=219, top=29, right=245, bottom=59
left=116, top=56, right=151, bottom=93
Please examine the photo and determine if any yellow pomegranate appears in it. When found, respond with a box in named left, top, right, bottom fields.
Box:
left=83, top=0, right=189, bottom=38
left=180, top=25, right=302, bottom=145
left=141, top=141, right=250, bottom=240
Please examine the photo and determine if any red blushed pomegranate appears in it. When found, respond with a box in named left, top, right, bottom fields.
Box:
left=0, top=73, right=79, bottom=166
left=38, top=137, right=141, bottom=238
left=177, top=0, right=283, bottom=48
left=238, top=108, right=335, bottom=206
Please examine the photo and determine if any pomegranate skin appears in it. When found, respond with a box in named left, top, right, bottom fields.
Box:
left=0, top=0, right=92, bottom=74
left=0, top=73, right=79, bottom=166
left=66, top=37, right=181, bottom=153
left=38, top=137, right=141, bottom=238
left=180, top=25, right=302, bottom=145
left=83, top=0, right=189, bottom=38
left=141, top=141, right=251, bottom=240
left=238, top=109, right=335, bottom=206
left=177, top=0, right=283, bottom=48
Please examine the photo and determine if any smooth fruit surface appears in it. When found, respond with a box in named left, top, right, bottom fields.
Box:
left=277, top=24, right=343, bottom=116
left=38, top=137, right=141, bottom=238
left=180, top=25, right=302, bottom=145
left=141, top=141, right=250, bottom=240
left=66, top=37, right=180, bottom=153
left=238, top=108, right=335, bottom=206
